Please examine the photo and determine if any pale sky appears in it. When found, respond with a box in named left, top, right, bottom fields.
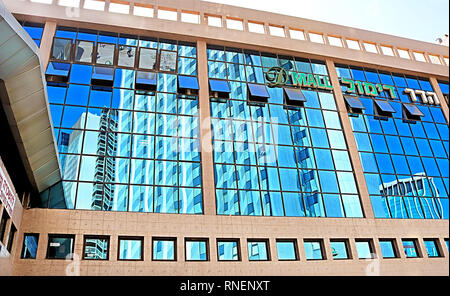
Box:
left=202, top=0, right=449, bottom=44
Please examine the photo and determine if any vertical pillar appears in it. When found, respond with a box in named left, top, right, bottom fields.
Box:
left=39, top=21, right=57, bottom=69
left=197, top=40, right=216, bottom=216
left=429, top=77, right=449, bottom=123
left=325, top=59, right=374, bottom=219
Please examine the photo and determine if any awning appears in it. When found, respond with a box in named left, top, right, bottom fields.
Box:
left=0, top=2, right=61, bottom=193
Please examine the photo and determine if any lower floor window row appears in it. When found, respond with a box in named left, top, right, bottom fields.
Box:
left=21, top=234, right=449, bottom=261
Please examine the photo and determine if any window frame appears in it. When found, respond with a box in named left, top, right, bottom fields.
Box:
left=20, top=233, right=40, bottom=260
left=117, top=236, right=144, bottom=261
left=51, top=37, right=74, bottom=62
left=82, top=235, right=110, bottom=261
left=216, top=238, right=242, bottom=262
left=184, top=237, right=210, bottom=262
left=401, top=238, right=421, bottom=258
left=247, top=239, right=271, bottom=262
left=423, top=238, right=443, bottom=258
left=303, top=239, right=326, bottom=261
left=275, top=239, right=299, bottom=261
left=378, top=238, right=400, bottom=259
left=354, top=239, right=376, bottom=259
left=152, top=237, right=177, bottom=261
left=158, top=49, right=179, bottom=73
left=330, top=239, right=351, bottom=260
left=46, top=234, right=76, bottom=260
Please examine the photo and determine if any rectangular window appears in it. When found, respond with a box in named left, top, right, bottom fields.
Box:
left=84, top=0, right=105, bottom=11
left=52, top=38, right=72, bottom=61
left=328, top=36, right=343, bottom=47
left=428, top=54, right=442, bottom=65
left=355, top=239, right=375, bottom=259
left=6, top=224, right=16, bottom=253
left=269, top=25, right=285, bottom=37
left=83, top=235, right=109, bottom=260
left=248, top=21, right=265, bottom=34
left=21, top=233, right=40, bottom=259
left=413, top=51, right=427, bottom=62
left=185, top=238, right=209, bottom=261
left=152, top=237, right=176, bottom=261
left=157, top=7, right=178, bottom=21
left=46, top=234, right=75, bottom=259
left=0, top=210, right=9, bottom=244
left=139, top=48, right=157, bottom=70
left=118, top=237, right=143, bottom=261
left=181, top=11, right=200, bottom=24
left=247, top=240, right=270, bottom=261
left=346, top=39, right=361, bottom=50
left=226, top=18, right=244, bottom=31
left=304, top=240, right=324, bottom=260
left=330, top=239, right=350, bottom=259
left=206, top=14, right=222, bottom=27
left=109, top=1, right=130, bottom=14
left=423, top=239, right=442, bottom=258
left=133, top=3, right=154, bottom=17
left=96, top=43, right=115, bottom=65
left=364, top=42, right=378, bottom=53
left=402, top=239, right=420, bottom=258
left=309, top=32, right=324, bottom=44
left=118, top=45, right=136, bottom=68
left=74, top=40, right=94, bottom=63
left=159, top=50, right=178, bottom=72
left=289, top=28, right=305, bottom=40
left=380, top=45, right=394, bottom=56
left=379, top=239, right=399, bottom=258
left=397, top=48, right=411, bottom=59
left=276, top=239, right=298, bottom=261
left=217, top=239, right=240, bottom=261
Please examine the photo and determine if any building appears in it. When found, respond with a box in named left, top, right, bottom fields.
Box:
left=0, top=0, right=448, bottom=276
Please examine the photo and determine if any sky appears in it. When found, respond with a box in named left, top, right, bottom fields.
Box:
left=202, top=0, right=449, bottom=44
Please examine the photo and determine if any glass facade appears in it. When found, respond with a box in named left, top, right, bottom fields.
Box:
left=337, top=65, right=449, bottom=220
left=40, top=27, right=203, bottom=214
left=379, top=240, right=398, bottom=258
left=209, top=46, right=363, bottom=218
left=20, top=21, right=44, bottom=47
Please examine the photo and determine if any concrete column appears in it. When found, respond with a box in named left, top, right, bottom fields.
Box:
left=39, top=21, right=57, bottom=69
left=429, top=77, right=449, bottom=124
left=325, top=59, right=374, bottom=219
left=196, top=40, right=216, bottom=216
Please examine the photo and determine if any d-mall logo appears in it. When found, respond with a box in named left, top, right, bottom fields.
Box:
left=265, top=67, right=288, bottom=88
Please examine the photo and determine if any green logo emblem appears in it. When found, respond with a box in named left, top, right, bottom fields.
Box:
left=265, top=67, right=288, bottom=88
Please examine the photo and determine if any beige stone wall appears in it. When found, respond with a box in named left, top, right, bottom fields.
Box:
left=11, top=209, right=449, bottom=276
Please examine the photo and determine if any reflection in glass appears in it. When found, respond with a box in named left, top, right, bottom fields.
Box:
left=153, top=239, right=175, bottom=260
left=276, top=241, right=297, bottom=260
left=402, top=240, right=418, bottom=258
left=84, top=237, right=109, bottom=260
left=304, top=241, right=323, bottom=260
left=119, top=238, right=142, bottom=260
left=118, top=45, right=136, bottom=67
left=75, top=40, right=94, bottom=63
left=355, top=241, right=373, bottom=259
left=96, top=43, right=115, bottom=65
left=248, top=241, right=269, bottom=261
left=379, top=240, right=397, bottom=258
left=186, top=240, right=208, bottom=261
left=52, top=38, right=72, bottom=61
left=47, top=235, right=74, bottom=259
left=218, top=241, right=239, bottom=261
left=160, top=50, right=177, bottom=72
left=330, top=241, right=349, bottom=259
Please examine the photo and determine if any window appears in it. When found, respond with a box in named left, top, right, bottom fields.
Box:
left=330, top=240, right=350, bottom=259
left=157, top=7, right=178, bottom=21
left=21, top=234, right=39, bottom=259
left=328, top=36, right=343, bottom=47
left=185, top=238, right=209, bottom=261
left=364, top=42, right=378, bottom=53
left=159, top=50, right=177, bottom=72
left=217, top=239, right=240, bottom=261
left=276, top=240, right=298, bottom=261
left=118, top=45, right=136, bottom=68
left=84, top=0, right=105, bottom=11
left=248, top=22, right=265, bottom=34
left=380, top=45, right=394, bottom=56
left=118, top=237, right=143, bottom=261
left=52, top=38, right=72, bottom=61
left=379, top=239, right=398, bottom=258
left=226, top=18, right=244, bottom=31
left=397, top=48, right=411, bottom=59
left=423, top=239, right=442, bottom=258
left=247, top=240, right=270, bottom=261
left=206, top=15, right=222, bottom=27
left=109, top=1, right=130, bottom=14
left=6, top=224, right=16, bottom=253
left=74, top=40, right=94, bottom=63
left=269, top=25, right=285, bottom=37
left=133, top=3, right=154, bottom=17
left=355, top=239, right=374, bottom=259
left=0, top=210, right=9, bottom=244
left=346, top=39, right=361, bottom=50
left=289, top=28, right=305, bottom=40
left=428, top=54, right=442, bottom=65
left=139, top=48, right=157, bottom=70
left=47, top=234, right=75, bottom=259
left=83, top=235, right=109, bottom=260
left=402, top=239, right=420, bottom=258
left=96, top=43, right=115, bottom=65
left=413, top=51, right=427, bottom=62
left=153, top=238, right=176, bottom=261
left=181, top=11, right=200, bottom=24
left=309, top=32, right=324, bottom=44
left=304, top=240, right=324, bottom=260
